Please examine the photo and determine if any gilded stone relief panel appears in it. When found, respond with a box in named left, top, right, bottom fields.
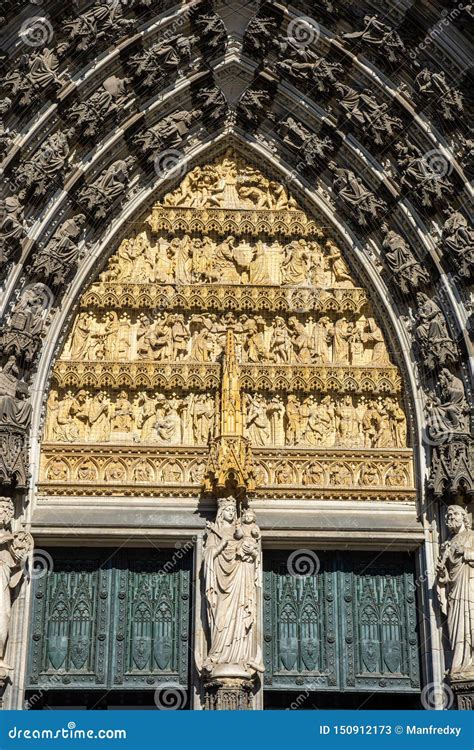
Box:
left=39, top=153, right=414, bottom=501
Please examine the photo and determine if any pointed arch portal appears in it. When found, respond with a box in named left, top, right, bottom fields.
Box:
left=0, top=0, right=472, bottom=711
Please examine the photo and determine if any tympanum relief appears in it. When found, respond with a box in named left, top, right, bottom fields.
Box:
left=39, top=152, right=414, bottom=500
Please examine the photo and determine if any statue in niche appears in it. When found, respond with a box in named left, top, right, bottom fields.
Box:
left=212, top=236, right=244, bottom=283
left=129, top=35, right=194, bottom=88
left=170, top=314, right=189, bottom=360
left=311, top=317, right=332, bottom=365
left=249, top=242, right=272, bottom=285
left=275, top=461, right=294, bottom=484
left=414, top=292, right=458, bottom=369
left=190, top=393, right=214, bottom=445
left=202, top=496, right=264, bottom=679
left=64, top=4, right=135, bottom=53
left=288, top=317, right=312, bottom=363
left=5, top=48, right=66, bottom=107
left=69, top=76, right=132, bottom=137
left=302, top=397, right=325, bottom=446
left=161, top=461, right=182, bottom=483
left=189, top=316, right=214, bottom=362
left=155, top=395, right=182, bottom=443
left=111, top=391, right=134, bottom=432
left=441, top=210, right=473, bottom=278
left=88, top=391, right=111, bottom=442
left=285, top=395, right=301, bottom=445
left=331, top=317, right=351, bottom=365
left=0, top=497, right=33, bottom=671
left=0, top=193, right=26, bottom=262
left=155, top=242, right=174, bottom=283
left=342, top=15, right=405, bottom=63
left=135, top=109, right=201, bottom=157
left=243, top=318, right=268, bottom=363
left=172, top=236, right=193, bottom=284
left=0, top=356, right=31, bottom=433
left=16, top=130, right=70, bottom=197
left=425, top=369, right=469, bottom=441
left=335, top=83, right=402, bottom=144
left=325, top=242, right=354, bottom=287
left=135, top=392, right=157, bottom=442
left=269, top=317, right=292, bottom=363
left=329, top=162, right=387, bottom=225
left=415, top=67, right=463, bottom=121
left=436, top=505, right=474, bottom=675
left=335, top=395, right=355, bottom=446
left=278, top=116, right=334, bottom=167
left=2, top=283, right=50, bottom=362
left=267, top=395, right=285, bottom=445
left=381, top=223, right=430, bottom=293
left=281, top=240, right=310, bottom=285
left=245, top=393, right=270, bottom=446
left=30, top=214, right=86, bottom=287
left=274, top=38, right=343, bottom=92
left=362, top=318, right=391, bottom=365
left=79, top=157, right=135, bottom=219
left=394, top=141, right=451, bottom=207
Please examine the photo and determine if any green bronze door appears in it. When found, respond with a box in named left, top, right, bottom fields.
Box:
left=26, top=548, right=191, bottom=692
left=263, top=551, right=420, bottom=694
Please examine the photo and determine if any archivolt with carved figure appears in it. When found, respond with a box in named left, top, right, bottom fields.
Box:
left=40, top=154, right=413, bottom=501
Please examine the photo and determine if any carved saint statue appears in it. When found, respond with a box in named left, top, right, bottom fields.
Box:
left=202, top=497, right=264, bottom=679
left=0, top=498, right=34, bottom=671
left=436, top=505, right=474, bottom=675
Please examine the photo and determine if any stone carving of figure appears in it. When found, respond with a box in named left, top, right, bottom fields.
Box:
left=202, top=497, right=264, bottom=678
left=238, top=86, right=273, bottom=128
left=0, top=193, right=26, bottom=264
left=361, top=318, right=390, bottom=365
left=436, top=505, right=474, bottom=674
left=245, top=393, right=269, bottom=446
left=129, top=35, right=194, bottom=88
left=64, top=3, right=135, bottom=53
left=189, top=316, right=214, bottom=362
left=274, top=36, right=343, bottom=92
left=79, top=157, right=135, bottom=219
left=249, top=242, right=272, bottom=284
left=285, top=395, right=301, bottom=445
left=281, top=240, right=310, bottom=285
left=30, top=214, right=86, bottom=287
left=415, top=67, right=463, bottom=121
left=0, top=497, right=33, bottom=670
left=311, top=317, right=332, bottom=364
left=335, top=83, right=402, bottom=145
left=394, top=141, right=452, bottom=207
left=2, top=283, right=50, bottom=363
left=381, top=223, right=430, bottom=293
left=243, top=317, right=268, bottom=363
left=68, top=76, right=132, bottom=137
left=88, top=391, right=110, bottom=442
left=111, top=391, right=134, bottom=432
left=190, top=393, right=214, bottom=445
left=329, top=162, right=387, bottom=226
left=135, top=109, right=201, bottom=160
left=5, top=48, right=66, bottom=107
left=415, top=293, right=458, bottom=369
left=16, top=130, right=70, bottom=197
left=134, top=392, right=156, bottom=442
left=342, top=15, right=405, bottom=62
left=441, top=210, right=473, bottom=278
left=278, top=116, right=333, bottom=168
left=288, top=317, right=312, bottom=363
left=325, top=241, right=354, bottom=287
left=156, top=395, right=182, bottom=443
left=331, top=317, right=351, bottom=365
left=425, top=369, right=469, bottom=441
left=335, top=395, right=355, bottom=446
left=270, top=317, right=292, bottom=363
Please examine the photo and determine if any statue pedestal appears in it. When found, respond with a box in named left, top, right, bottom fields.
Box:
left=203, top=675, right=254, bottom=711
left=449, top=671, right=474, bottom=711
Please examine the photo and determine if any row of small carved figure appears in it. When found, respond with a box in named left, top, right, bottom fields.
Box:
left=63, top=309, right=391, bottom=368
left=1, top=6, right=465, bottom=129
left=100, top=232, right=356, bottom=288
left=42, top=454, right=411, bottom=488
left=44, top=388, right=407, bottom=450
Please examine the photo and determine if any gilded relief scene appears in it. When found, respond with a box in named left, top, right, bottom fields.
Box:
left=40, top=153, right=413, bottom=499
